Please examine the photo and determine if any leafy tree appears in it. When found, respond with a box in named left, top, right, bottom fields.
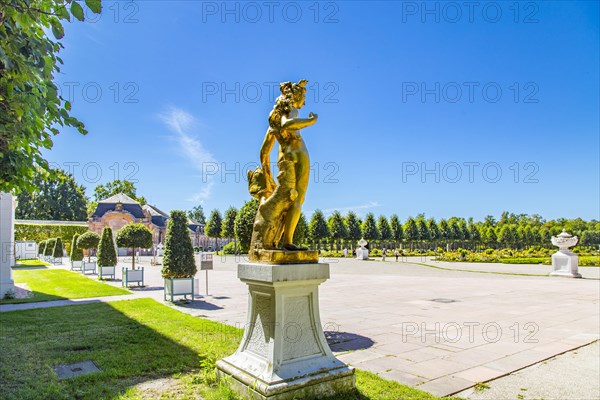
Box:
left=44, top=238, right=56, bottom=257
left=93, top=180, right=146, bottom=204
left=416, top=218, right=430, bottom=243
left=438, top=219, right=450, bottom=242
left=97, top=227, right=117, bottom=267
left=293, top=212, right=308, bottom=246
left=345, top=211, right=362, bottom=245
left=77, top=231, right=99, bottom=262
left=308, top=210, right=329, bottom=250
left=116, top=223, right=152, bottom=269
left=0, top=0, right=101, bottom=193
left=389, top=215, right=403, bottom=247
left=486, top=226, right=497, bottom=247
left=234, top=199, right=258, bottom=253
left=361, top=213, right=380, bottom=244
left=204, top=209, right=223, bottom=249
left=52, top=237, right=63, bottom=258
left=497, top=225, right=515, bottom=248
left=581, top=230, right=600, bottom=246
left=162, top=210, right=197, bottom=279
left=70, top=233, right=83, bottom=261
left=377, top=216, right=391, bottom=247
left=327, top=211, right=347, bottom=250
left=427, top=219, right=440, bottom=243
left=403, top=217, right=419, bottom=249
left=187, top=205, right=207, bottom=225
left=16, top=168, right=87, bottom=220
left=221, top=207, right=238, bottom=240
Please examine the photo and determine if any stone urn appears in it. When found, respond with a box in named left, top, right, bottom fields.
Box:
left=549, top=229, right=581, bottom=278
left=356, top=238, right=369, bottom=260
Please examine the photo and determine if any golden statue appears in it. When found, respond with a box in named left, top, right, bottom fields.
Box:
left=247, top=80, right=319, bottom=263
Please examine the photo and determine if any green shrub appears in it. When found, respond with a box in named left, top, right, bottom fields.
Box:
left=38, top=240, right=46, bottom=255
left=77, top=232, right=100, bottom=262
left=234, top=199, right=259, bottom=253
left=98, top=227, right=117, bottom=267
left=116, top=224, right=152, bottom=270
left=15, top=223, right=88, bottom=247
left=162, top=210, right=197, bottom=279
left=222, top=241, right=240, bottom=255
left=44, top=238, right=56, bottom=256
left=70, top=234, right=84, bottom=261
left=52, top=237, right=63, bottom=258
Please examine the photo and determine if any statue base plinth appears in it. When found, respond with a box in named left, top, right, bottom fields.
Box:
left=217, top=262, right=355, bottom=399
left=249, top=249, right=319, bottom=264
left=549, top=250, right=581, bottom=278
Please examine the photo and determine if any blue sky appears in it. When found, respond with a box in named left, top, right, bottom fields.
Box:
left=46, top=1, right=599, bottom=221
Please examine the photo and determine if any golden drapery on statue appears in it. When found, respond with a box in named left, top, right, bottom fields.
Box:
left=247, top=79, right=319, bottom=263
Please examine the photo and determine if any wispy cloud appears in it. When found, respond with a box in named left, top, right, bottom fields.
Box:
left=159, top=107, right=216, bottom=202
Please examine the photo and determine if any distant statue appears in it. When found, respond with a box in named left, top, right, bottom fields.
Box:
left=247, top=79, right=318, bottom=261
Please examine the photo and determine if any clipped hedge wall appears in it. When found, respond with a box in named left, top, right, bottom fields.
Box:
left=15, top=224, right=88, bottom=255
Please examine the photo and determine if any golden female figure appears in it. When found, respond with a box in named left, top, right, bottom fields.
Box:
left=247, top=80, right=318, bottom=261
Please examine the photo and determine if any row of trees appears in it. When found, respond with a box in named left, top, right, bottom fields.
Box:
left=193, top=205, right=600, bottom=252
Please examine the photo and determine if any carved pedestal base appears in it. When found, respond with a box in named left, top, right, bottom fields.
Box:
left=549, top=250, right=581, bottom=278
left=217, top=263, right=355, bottom=399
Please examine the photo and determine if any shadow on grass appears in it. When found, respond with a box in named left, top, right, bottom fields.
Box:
left=11, top=266, right=49, bottom=270
left=0, top=299, right=236, bottom=400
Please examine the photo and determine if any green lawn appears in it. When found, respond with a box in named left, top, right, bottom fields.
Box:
left=1, top=269, right=130, bottom=304
left=0, top=298, right=454, bottom=400
left=14, top=259, right=51, bottom=267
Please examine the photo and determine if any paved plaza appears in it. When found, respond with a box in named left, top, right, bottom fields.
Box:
left=3, top=256, right=599, bottom=397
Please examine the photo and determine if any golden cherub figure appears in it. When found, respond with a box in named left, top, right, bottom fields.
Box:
left=247, top=79, right=318, bottom=262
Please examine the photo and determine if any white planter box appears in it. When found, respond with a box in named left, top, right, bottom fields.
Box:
left=122, top=267, right=144, bottom=287
left=71, top=260, right=83, bottom=271
left=98, top=265, right=116, bottom=280
left=82, top=261, right=96, bottom=274
left=164, top=277, right=194, bottom=302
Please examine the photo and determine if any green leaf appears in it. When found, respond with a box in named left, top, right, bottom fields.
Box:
left=56, top=6, right=70, bottom=21
left=50, top=19, right=65, bottom=39
left=85, top=0, right=102, bottom=14
left=71, top=2, right=85, bottom=21
left=65, top=101, right=72, bottom=111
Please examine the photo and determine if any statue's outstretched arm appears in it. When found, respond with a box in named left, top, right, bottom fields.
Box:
left=281, top=113, right=318, bottom=130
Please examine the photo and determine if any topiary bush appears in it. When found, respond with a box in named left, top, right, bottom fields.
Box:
left=38, top=240, right=46, bottom=256
left=116, top=224, right=152, bottom=270
left=44, top=238, right=56, bottom=257
left=53, top=237, right=63, bottom=259
left=162, top=210, right=197, bottom=279
left=97, top=227, right=117, bottom=267
left=77, top=232, right=100, bottom=262
left=70, top=234, right=84, bottom=262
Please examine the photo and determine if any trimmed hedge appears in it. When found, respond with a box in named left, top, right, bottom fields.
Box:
left=98, top=227, right=117, bottom=267
left=70, top=234, right=84, bottom=262
left=53, top=237, right=63, bottom=258
left=16, top=223, right=88, bottom=255
left=44, top=238, right=56, bottom=257
left=162, top=210, right=197, bottom=278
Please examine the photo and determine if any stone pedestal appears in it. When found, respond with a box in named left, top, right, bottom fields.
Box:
left=356, top=247, right=368, bottom=260
left=550, top=250, right=581, bottom=278
left=0, top=192, right=16, bottom=298
left=217, top=262, right=355, bottom=399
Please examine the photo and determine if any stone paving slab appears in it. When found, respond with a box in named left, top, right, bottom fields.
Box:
left=4, top=256, right=599, bottom=397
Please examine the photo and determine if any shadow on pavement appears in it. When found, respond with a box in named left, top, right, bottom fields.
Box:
left=325, top=330, right=374, bottom=352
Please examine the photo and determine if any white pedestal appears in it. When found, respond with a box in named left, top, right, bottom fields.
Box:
left=550, top=250, right=581, bottom=278
left=356, top=247, right=369, bottom=260
left=0, top=193, right=16, bottom=298
left=217, top=263, right=355, bottom=399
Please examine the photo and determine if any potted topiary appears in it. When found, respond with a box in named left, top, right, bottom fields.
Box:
left=70, top=234, right=84, bottom=271
left=44, top=238, right=56, bottom=263
left=38, top=239, right=46, bottom=261
left=52, top=237, right=64, bottom=264
left=97, top=227, right=117, bottom=280
left=116, top=223, right=152, bottom=287
left=162, top=210, right=197, bottom=302
left=77, top=231, right=100, bottom=274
